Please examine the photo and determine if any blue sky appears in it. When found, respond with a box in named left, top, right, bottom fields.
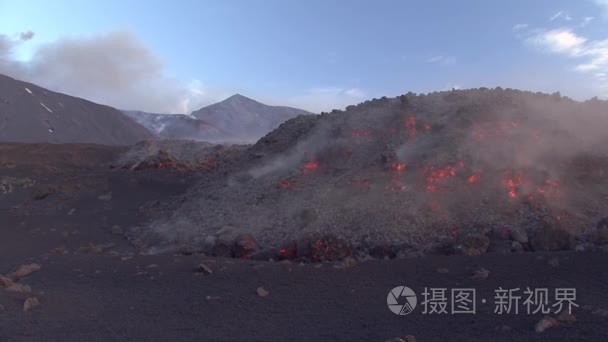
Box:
left=1, top=0, right=607, bottom=113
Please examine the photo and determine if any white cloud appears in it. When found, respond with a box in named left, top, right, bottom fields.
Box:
left=427, top=55, right=456, bottom=65
left=581, top=17, right=594, bottom=27
left=549, top=11, right=572, bottom=22
left=526, top=28, right=587, bottom=55
left=524, top=27, right=608, bottom=97
left=512, top=24, right=529, bottom=31
left=0, top=30, right=224, bottom=114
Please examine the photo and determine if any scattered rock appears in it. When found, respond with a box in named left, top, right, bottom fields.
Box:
left=0, top=275, right=14, bottom=288
left=437, top=267, right=449, bottom=273
left=32, top=186, right=57, bottom=200
left=97, top=192, right=112, bottom=201
left=548, top=257, right=560, bottom=268
left=496, top=325, right=512, bottom=332
left=49, top=246, right=69, bottom=255
left=459, top=234, right=490, bottom=256
left=256, top=287, right=269, bottom=297
left=23, top=297, right=39, bottom=312
left=5, top=283, right=32, bottom=295
left=511, top=241, right=524, bottom=252
left=277, top=240, right=298, bottom=260
left=592, top=308, right=608, bottom=317
left=300, top=234, right=352, bottom=261
left=233, top=233, right=258, bottom=259
left=471, top=268, right=490, bottom=280
left=7, top=264, right=41, bottom=282
left=531, top=220, right=574, bottom=251
left=213, top=226, right=240, bottom=257
left=491, top=226, right=511, bottom=240
left=197, top=263, right=213, bottom=275
left=535, top=316, right=559, bottom=332
left=77, top=243, right=115, bottom=254
left=333, top=257, right=357, bottom=269
left=0, top=177, right=35, bottom=194
left=556, top=310, right=576, bottom=324
left=111, top=225, right=124, bottom=235
left=385, top=337, right=416, bottom=342
left=510, top=226, right=528, bottom=244
left=203, top=235, right=217, bottom=253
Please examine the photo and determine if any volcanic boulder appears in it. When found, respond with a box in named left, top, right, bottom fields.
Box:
left=593, top=217, right=608, bottom=245
left=531, top=220, right=575, bottom=251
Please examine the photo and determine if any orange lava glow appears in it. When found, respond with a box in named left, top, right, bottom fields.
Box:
left=405, top=116, right=417, bottom=138
left=424, top=164, right=458, bottom=192
left=302, top=161, right=319, bottom=174
left=391, top=162, right=407, bottom=172
left=277, top=179, right=295, bottom=189
left=502, top=171, right=525, bottom=199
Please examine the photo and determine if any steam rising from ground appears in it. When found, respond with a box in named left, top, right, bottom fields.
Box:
left=0, top=31, right=226, bottom=113
left=139, top=89, right=608, bottom=254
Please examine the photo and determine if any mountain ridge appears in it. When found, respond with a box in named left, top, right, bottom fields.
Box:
left=0, top=74, right=153, bottom=145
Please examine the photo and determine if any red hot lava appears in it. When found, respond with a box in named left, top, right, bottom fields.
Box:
left=467, top=173, right=480, bottom=183
left=277, top=179, right=296, bottom=189
left=302, top=161, right=320, bottom=174
left=502, top=171, right=525, bottom=199
left=424, top=164, right=458, bottom=192
left=391, top=162, right=407, bottom=172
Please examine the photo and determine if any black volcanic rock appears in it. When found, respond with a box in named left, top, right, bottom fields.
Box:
left=190, top=94, right=311, bottom=142
left=0, top=74, right=152, bottom=145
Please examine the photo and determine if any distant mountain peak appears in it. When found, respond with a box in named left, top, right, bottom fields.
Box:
left=190, top=94, right=312, bottom=143
left=223, top=93, right=258, bottom=104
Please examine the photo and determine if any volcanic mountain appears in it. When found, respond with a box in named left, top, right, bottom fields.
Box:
left=0, top=74, right=152, bottom=145
left=136, top=88, right=608, bottom=256
left=189, top=94, right=312, bottom=143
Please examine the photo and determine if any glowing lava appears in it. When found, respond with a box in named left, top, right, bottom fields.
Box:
left=424, top=164, right=458, bottom=192
left=502, top=171, right=525, bottom=199
left=391, top=162, right=407, bottom=172
left=467, top=174, right=480, bottom=183
left=405, top=116, right=417, bottom=139
left=277, top=179, right=296, bottom=189
left=302, top=161, right=319, bottom=174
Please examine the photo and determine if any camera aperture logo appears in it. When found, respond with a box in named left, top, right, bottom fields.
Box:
left=387, top=286, right=417, bottom=315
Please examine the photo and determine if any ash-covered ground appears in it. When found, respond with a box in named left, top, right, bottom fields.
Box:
left=134, top=89, right=608, bottom=259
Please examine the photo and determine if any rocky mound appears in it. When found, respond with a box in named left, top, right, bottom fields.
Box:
left=115, top=140, right=247, bottom=172
left=0, top=74, right=153, bottom=145
left=133, top=89, right=608, bottom=258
